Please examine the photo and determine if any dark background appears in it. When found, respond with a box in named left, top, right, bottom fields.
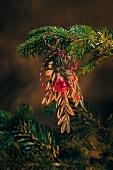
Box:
left=0, top=0, right=113, bottom=125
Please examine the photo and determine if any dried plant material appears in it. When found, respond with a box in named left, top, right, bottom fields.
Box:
left=65, top=121, right=70, bottom=133
left=42, top=97, right=46, bottom=104
left=58, top=114, right=67, bottom=125
left=65, top=104, right=75, bottom=116
left=48, top=61, right=53, bottom=69
left=61, top=114, right=70, bottom=133
left=45, top=70, right=53, bottom=76
left=63, top=91, right=69, bottom=104
left=57, top=105, right=64, bottom=119
left=61, top=121, right=67, bottom=133
left=52, top=73, right=56, bottom=82
left=55, top=92, right=62, bottom=101
left=46, top=92, right=53, bottom=105
left=56, top=97, right=63, bottom=107
left=42, top=67, right=84, bottom=133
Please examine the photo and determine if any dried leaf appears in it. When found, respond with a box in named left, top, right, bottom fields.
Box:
left=57, top=105, right=64, bottom=119
left=42, top=97, right=46, bottom=104
left=46, top=92, right=54, bottom=105
left=61, top=121, right=67, bottom=133
left=65, top=104, right=75, bottom=116
left=66, top=120, right=70, bottom=133
left=73, top=81, right=77, bottom=92
left=46, top=81, right=51, bottom=89
left=45, top=70, right=53, bottom=76
left=58, top=114, right=67, bottom=125
left=63, top=91, right=69, bottom=104
left=51, top=92, right=56, bottom=101
left=55, top=92, right=61, bottom=101
left=57, top=97, right=62, bottom=106
left=75, top=100, right=79, bottom=107
left=52, top=73, right=56, bottom=82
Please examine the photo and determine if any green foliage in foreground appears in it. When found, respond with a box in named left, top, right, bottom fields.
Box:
left=0, top=103, right=113, bottom=169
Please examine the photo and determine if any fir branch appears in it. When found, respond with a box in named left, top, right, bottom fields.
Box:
left=42, top=101, right=56, bottom=116
left=67, top=24, right=98, bottom=59
left=75, top=53, right=113, bottom=77
left=0, top=110, right=14, bottom=152
left=18, top=25, right=113, bottom=78
left=18, top=26, right=69, bottom=59
left=0, top=103, right=57, bottom=163
left=0, top=103, right=113, bottom=169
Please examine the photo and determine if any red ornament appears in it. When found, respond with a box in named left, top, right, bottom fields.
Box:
left=55, top=75, right=69, bottom=92
left=75, top=94, right=80, bottom=100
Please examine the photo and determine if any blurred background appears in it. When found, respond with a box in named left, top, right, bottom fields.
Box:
left=0, top=0, right=113, bottom=125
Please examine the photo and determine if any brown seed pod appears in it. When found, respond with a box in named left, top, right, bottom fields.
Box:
left=61, top=121, right=67, bottom=133
left=72, top=96, right=76, bottom=103
left=51, top=92, right=56, bottom=101
left=46, top=92, right=54, bottom=105
left=60, top=115, right=70, bottom=133
left=63, top=91, right=69, bottom=104
left=58, top=114, right=67, bottom=125
left=65, top=104, right=75, bottom=116
left=59, top=97, right=64, bottom=106
left=73, top=81, right=77, bottom=91
left=66, top=70, right=72, bottom=76
left=45, top=89, right=51, bottom=97
left=65, top=120, right=70, bottom=133
left=46, top=81, right=51, bottom=89
left=42, top=97, right=46, bottom=104
left=57, top=96, right=63, bottom=107
left=75, top=100, right=79, bottom=107
left=57, top=105, right=64, bottom=119
left=55, top=92, right=62, bottom=101
left=52, top=73, right=56, bottom=82
left=48, top=61, right=53, bottom=69
left=45, top=70, right=53, bottom=76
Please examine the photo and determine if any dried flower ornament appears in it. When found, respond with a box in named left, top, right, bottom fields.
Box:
left=55, top=74, right=69, bottom=92
left=40, top=32, right=84, bottom=133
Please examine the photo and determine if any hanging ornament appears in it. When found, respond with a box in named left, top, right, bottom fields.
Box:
left=54, top=74, right=69, bottom=92
left=40, top=31, right=84, bottom=133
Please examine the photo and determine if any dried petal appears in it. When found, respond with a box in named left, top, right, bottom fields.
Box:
left=45, top=70, right=53, bottom=76
left=75, top=100, right=79, bottom=107
left=57, top=96, right=62, bottom=107
left=66, top=120, right=70, bottom=133
left=65, top=104, right=75, bottom=116
left=46, top=81, right=51, bottom=89
left=46, top=92, right=54, bottom=105
left=58, top=114, right=67, bottom=125
left=61, top=122, right=67, bottom=133
left=63, top=91, right=69, bottom=104
left=42, top=97, right=46, bottom=104
left=55, top=92, right=61, bottom=101
left=52, top=73, right=56, bottom=82
left=57, top=105, right=64, bottom=119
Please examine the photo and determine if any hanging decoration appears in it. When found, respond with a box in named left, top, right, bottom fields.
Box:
left=40, top=31, right=84, bottom=133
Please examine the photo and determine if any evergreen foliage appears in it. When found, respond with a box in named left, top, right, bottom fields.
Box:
left=0, top=25, right=113, bottom=169
left=0, top=103, right=113, bottom=169
left=18, top=25, right=113, bottom=76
